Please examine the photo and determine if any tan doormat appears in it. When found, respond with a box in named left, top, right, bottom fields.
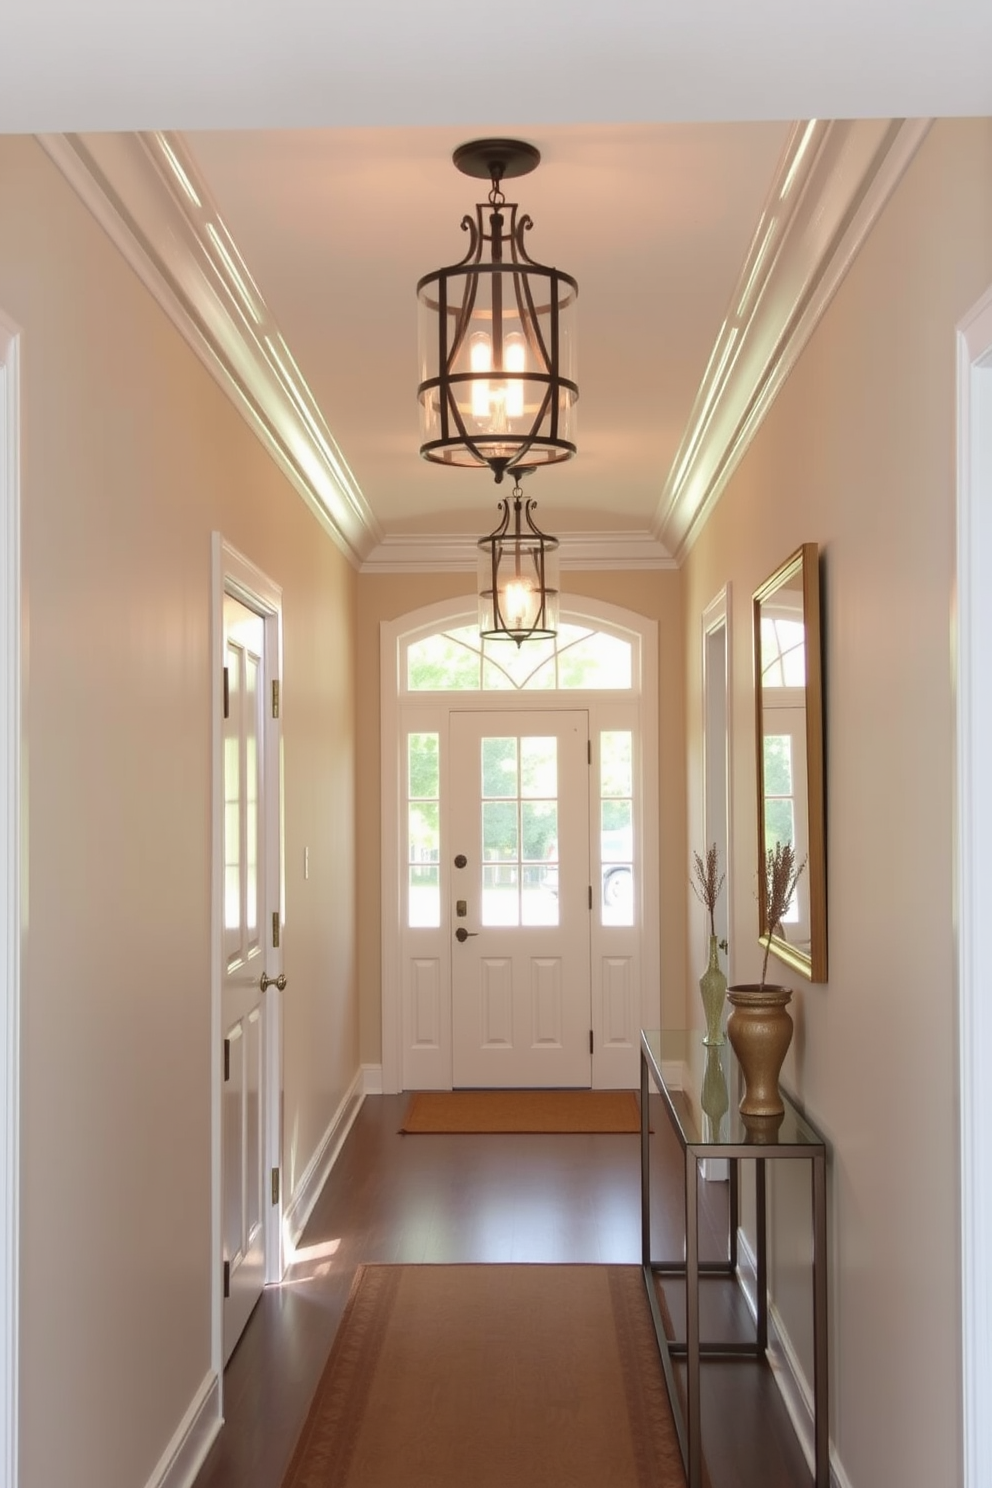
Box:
left=280, top=1264, right=686, bottom=1488
left=400, top=1087, right=641, bottom=1134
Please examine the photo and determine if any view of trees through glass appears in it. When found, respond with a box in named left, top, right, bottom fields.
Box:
left=407, top=624, right=633, bottom=692
left=407, top=732, right=440, bottom=927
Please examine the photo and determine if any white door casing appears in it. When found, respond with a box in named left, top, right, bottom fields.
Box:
left=220, top=594, right=268, bottom=1361
left=211, top=537, right=284, bottom=1382
left=450, top=710, right=592, bottom=1088
left=381, top=596, right=660, bottom=1094
left=0, top=308, right=21, bottom=1488
left=957, top=283, right=992, bottom=1488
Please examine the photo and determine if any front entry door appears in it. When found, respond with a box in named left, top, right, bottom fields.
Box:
left=450, top=710, right=591, bottom=1087
left=221, top=594, right=268, bottom=1362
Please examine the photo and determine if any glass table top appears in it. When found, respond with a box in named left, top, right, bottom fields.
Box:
left=641, top=1029, right=826, bottom=1151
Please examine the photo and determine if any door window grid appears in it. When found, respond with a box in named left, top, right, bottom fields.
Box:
left=481, top=736, right=559, bottom=927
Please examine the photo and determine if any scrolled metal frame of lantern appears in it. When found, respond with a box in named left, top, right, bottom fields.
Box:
left=477, top=469, right=560, bottom=646
left=417, top=138, right=578, bottom=485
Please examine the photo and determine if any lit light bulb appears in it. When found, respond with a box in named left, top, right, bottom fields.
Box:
left=503, top=578, right=532, bottom=630
left=470, top=334, right=491, bottom=419
left=505, top=334, right=526, bottom=419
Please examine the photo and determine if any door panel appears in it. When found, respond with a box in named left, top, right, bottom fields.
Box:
left=221, top=594, right=267, bottom=1363
left=450, top=710, right=591, bottom=1087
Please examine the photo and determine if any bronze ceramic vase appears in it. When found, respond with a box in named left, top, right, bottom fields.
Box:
left=726, top=985, right=794, bottom=1118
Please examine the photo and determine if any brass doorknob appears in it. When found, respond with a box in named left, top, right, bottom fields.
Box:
left=259, top=972, right=287, bottom=992
left=454, top=927, right=479, bottom=942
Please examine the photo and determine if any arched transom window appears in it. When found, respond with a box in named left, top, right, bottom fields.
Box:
left=405, top=621, right=635, bottom=693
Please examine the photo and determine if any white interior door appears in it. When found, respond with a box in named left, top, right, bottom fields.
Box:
left=221, top=594, right=268, bottom=1362
left=450, top=710, right=591, bottom=1087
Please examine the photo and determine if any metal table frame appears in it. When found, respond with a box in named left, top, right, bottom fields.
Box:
left=640, top=1029, right=829, bottom=1488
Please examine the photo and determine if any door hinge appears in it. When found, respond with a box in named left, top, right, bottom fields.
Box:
left=272, top=679, right=280, bottom=718
left=223, top=666, right=230, bottom=720
left=588, top=739, right=592, bottom=765
left=223, top=1037, right=230, bottom=1083
left=223, top=1260, right=231, bottom=1299
left=271, top=1167, right=280, bottom=1206
left=590, top=1029, right=594, bottom=1055
left=588, top=885, right=593, bottom=910
left=272, top=912, right=280, bottom=948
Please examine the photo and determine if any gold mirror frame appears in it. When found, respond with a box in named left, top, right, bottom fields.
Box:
left=753, top=543, right=827, bottom=982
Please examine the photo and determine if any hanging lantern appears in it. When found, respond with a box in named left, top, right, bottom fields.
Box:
left=478, top=471, right=559, bottom=645
left=417, top=139, right=578, bottom=484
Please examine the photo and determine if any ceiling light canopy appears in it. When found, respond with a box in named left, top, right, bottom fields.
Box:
left=417, top=139, right=578, bottom=485
left=478, top=469, right=560, bottom=646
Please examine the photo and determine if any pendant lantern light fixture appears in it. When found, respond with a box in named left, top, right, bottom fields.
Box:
left=417, top=139, right=578, bottom=485
left=477, top=468, right=559, bottom=646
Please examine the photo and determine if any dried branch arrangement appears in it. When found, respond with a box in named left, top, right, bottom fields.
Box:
left=691, top=843, right=725, bottom=939
left=761, top=840, right=807, bottom=987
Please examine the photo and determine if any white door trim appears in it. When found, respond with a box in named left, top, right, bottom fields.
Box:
left=957, top=282, right=992, bottom=1488
left=380, top=594, right=659, bottom=1095
left=210, top=536, right=284, bottom=1390
left=0, top=307, right=22, bottom=1488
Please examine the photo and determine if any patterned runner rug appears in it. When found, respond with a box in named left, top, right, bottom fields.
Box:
left=280, top=1263, right=685, bottom=1488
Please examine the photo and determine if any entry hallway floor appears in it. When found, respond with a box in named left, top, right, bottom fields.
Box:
left=192, top=1092, right=814, bottom=1488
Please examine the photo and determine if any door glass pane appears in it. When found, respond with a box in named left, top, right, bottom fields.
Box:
left=483, top=862, right=519, bottom=925
left=407, top=732, right=440, bottom=928
left=600, top=731, right=634, bottom=926
left=522, top=799, right=558, bottom=926
left=520, top=736, right=556, bottom=796
left=482, top=736, right=517, bottom=796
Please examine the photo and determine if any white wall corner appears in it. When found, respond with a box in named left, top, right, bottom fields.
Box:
left=362, top=1064, right=383, bottom=1095
left=736, top=1229, right=850, bottom=1488
left=281, top=1070, right=365, bottom=1255
left=141, top=1371, right=222, bottom=1488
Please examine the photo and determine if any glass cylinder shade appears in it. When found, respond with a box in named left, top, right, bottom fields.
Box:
left=478, top=497, right=560, bottom=646
left=418, top=200, right=578, bottom=483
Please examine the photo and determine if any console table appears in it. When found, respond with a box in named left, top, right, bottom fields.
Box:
left=640, top=1029, right=829, bottom=1488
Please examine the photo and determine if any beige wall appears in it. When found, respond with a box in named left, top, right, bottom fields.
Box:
left=2, top=137, right=359, bottom=1488
left=356, top=567, right=686, bottom=1065
left=682, top=118, right=992, bottom=1487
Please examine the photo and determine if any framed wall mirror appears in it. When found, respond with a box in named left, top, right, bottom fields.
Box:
left=753, top=543, right=827, bottom=982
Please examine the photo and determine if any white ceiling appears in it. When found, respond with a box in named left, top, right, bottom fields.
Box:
left=6, top=1, right=990, bottom=564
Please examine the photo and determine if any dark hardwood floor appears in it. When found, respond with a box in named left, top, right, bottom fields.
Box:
left=192, top=1093, right=812, bottom=1488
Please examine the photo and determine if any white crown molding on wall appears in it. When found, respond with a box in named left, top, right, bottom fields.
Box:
left=359, top=529, right=677, bottom=574
left=37, top=131, right=381, bottom=569
left=656, top=116, right=932, bottom=563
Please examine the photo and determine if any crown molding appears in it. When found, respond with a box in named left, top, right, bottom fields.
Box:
left=38, top=122, right=930, bottom=576
left=360, top=529, right=676, bottom=574
left=656, top=117, right=932, bottom=563
left=37, top=130, right=381, bottom=569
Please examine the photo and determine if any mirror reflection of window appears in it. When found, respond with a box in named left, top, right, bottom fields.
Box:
left=760, top=614, right=806, bottom=687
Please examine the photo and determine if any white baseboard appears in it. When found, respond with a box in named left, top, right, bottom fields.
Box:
left=143, top=1370, right=221, bottom=1488
left=361, top=1063, right=383, bottom=1095
left=736, top=1229, right=851, bottom=1488
left=282, top=1069, right=365, bottom=1255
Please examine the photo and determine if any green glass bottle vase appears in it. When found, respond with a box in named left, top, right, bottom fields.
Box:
left=699, top=934, right=727, bottom=1045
